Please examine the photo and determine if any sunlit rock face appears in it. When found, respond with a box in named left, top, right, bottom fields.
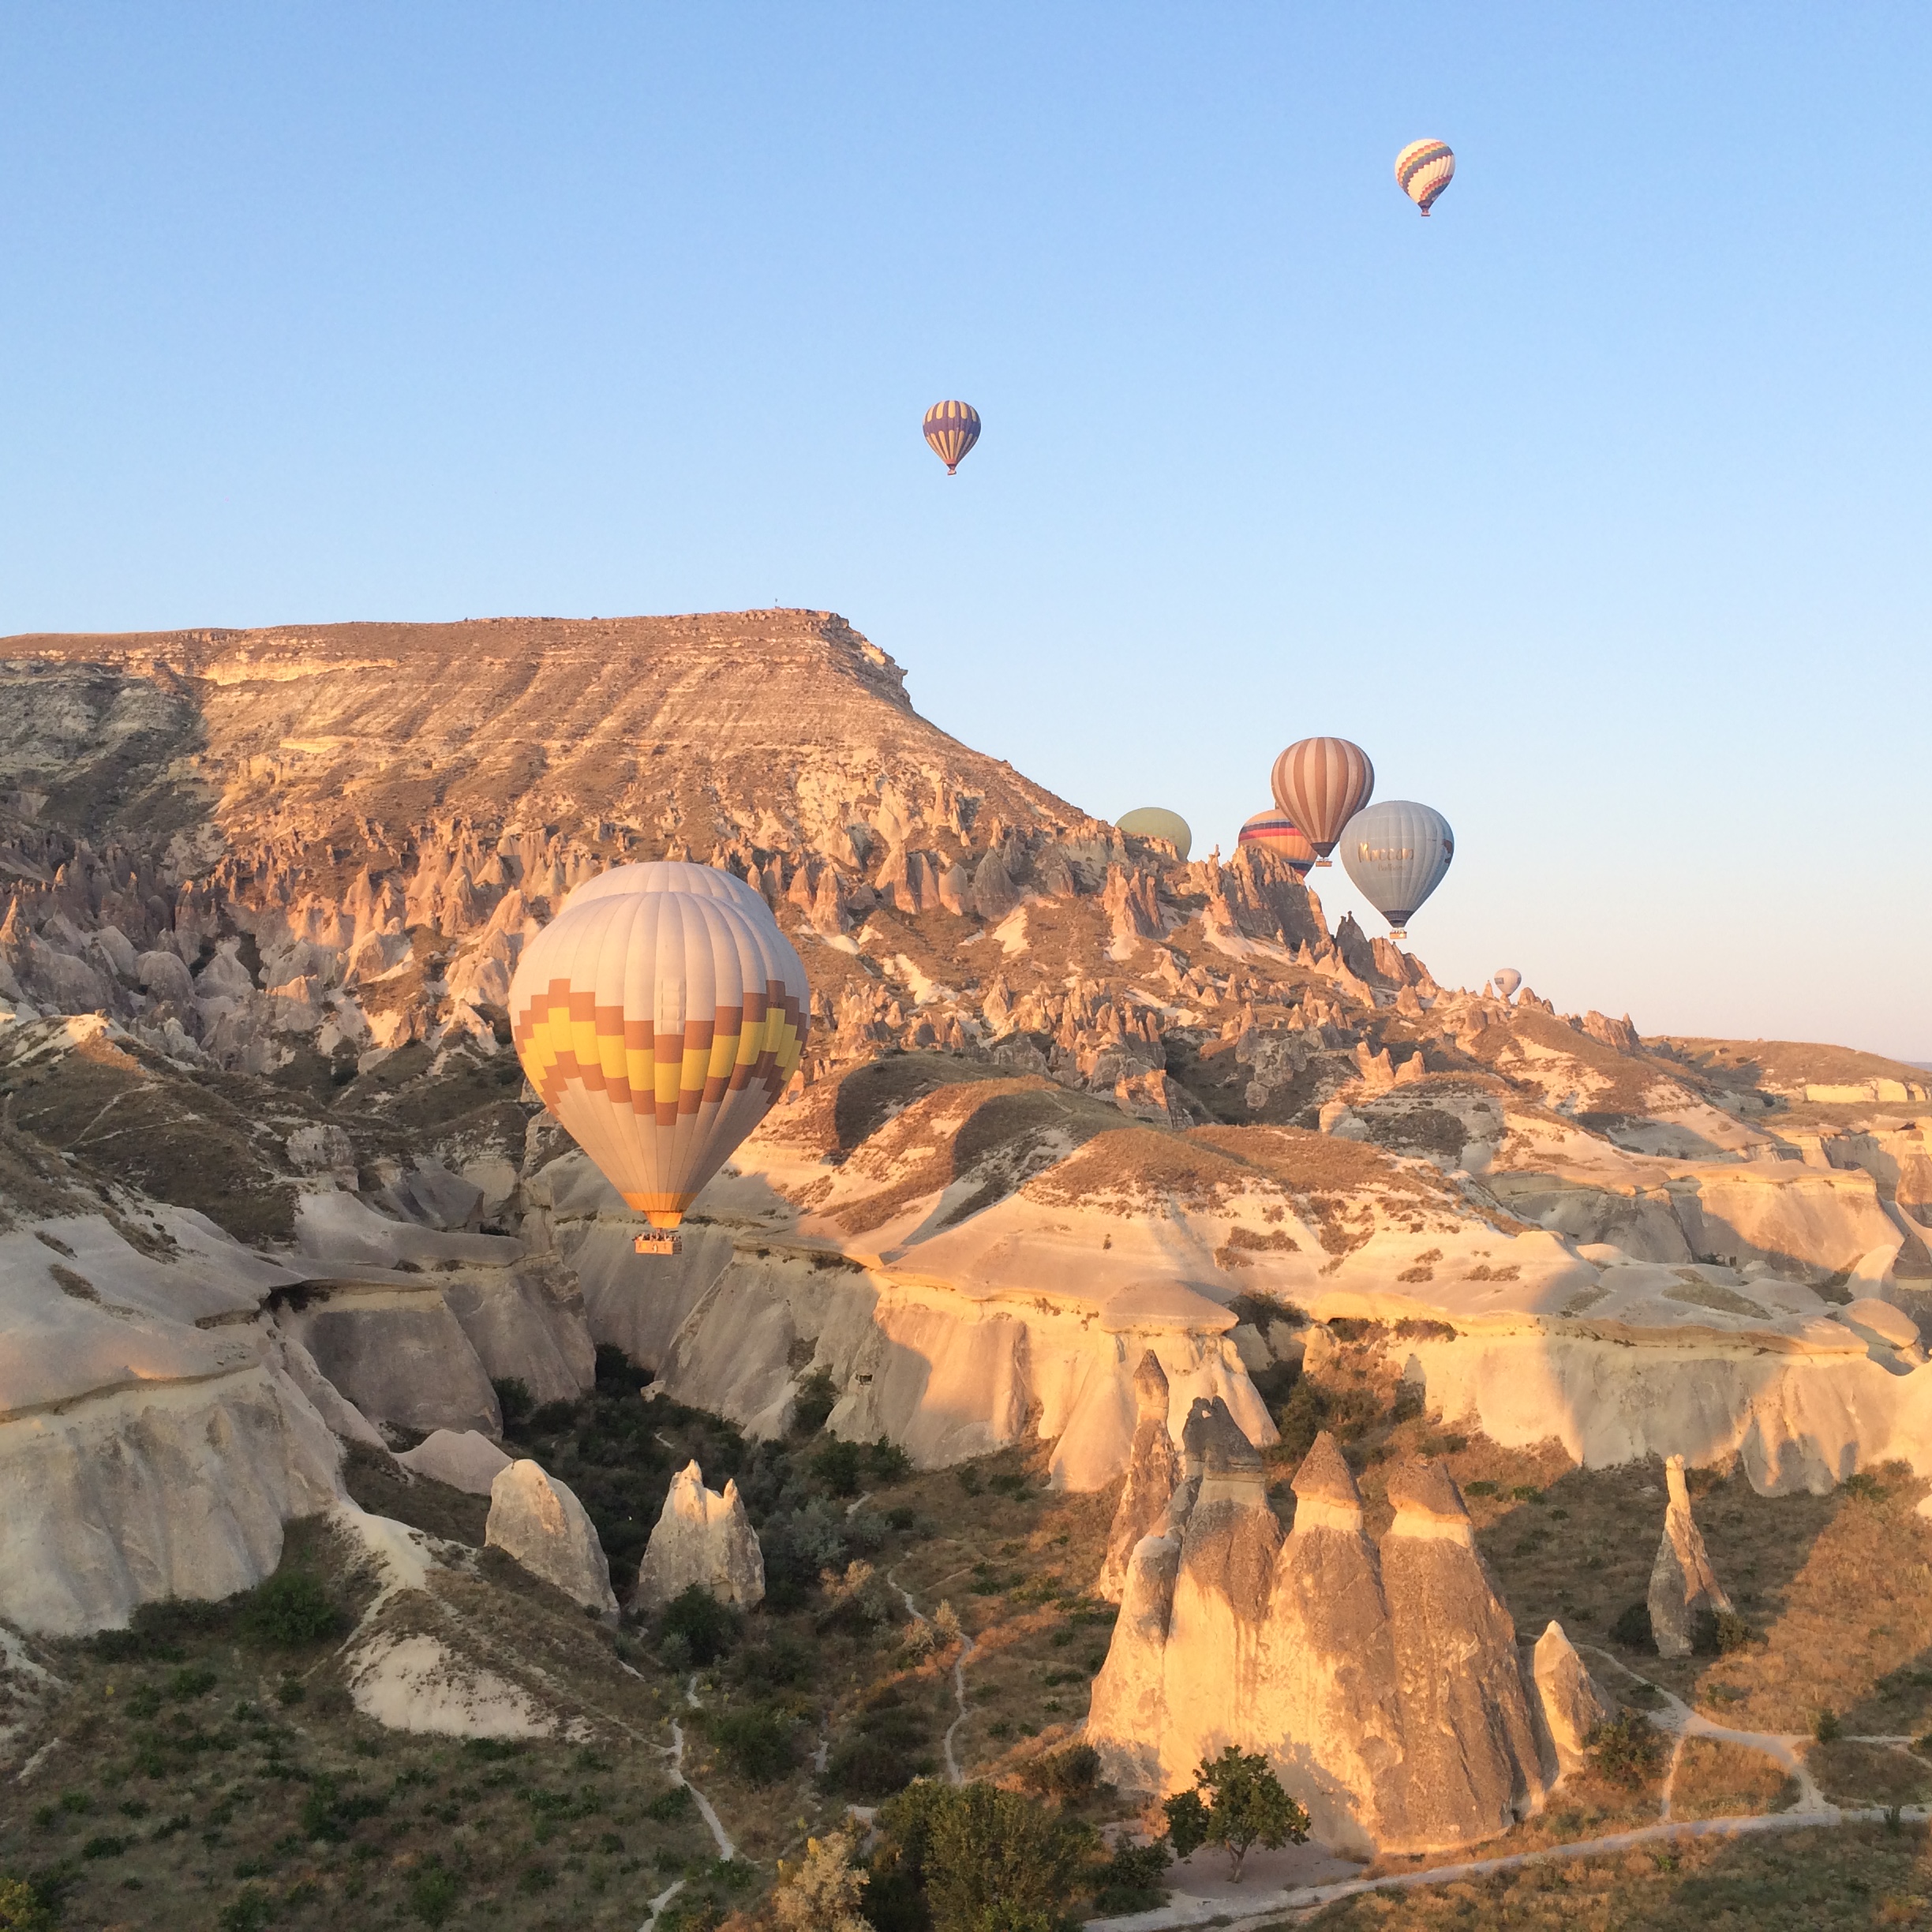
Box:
left=1086, top=1422, right=1550, bottom=1858
left=6, top=607, right=1932, bottom=1637
left=632, top=1459, right=766, bottom=1611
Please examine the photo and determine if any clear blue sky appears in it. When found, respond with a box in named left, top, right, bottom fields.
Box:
left=2, top=6, right=1927, bottom=1058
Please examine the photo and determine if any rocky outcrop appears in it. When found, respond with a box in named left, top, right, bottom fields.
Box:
left=396, top=1428, right=512, bottom=1495
left=1529, top=1620, right=1614, bottom=1774
left=1648, top=1454, right=1732, bottom=1657
left=1379, top=1460, right=1544, bottom=1846
left=1085, top=1425, right=1544, bottom=1857
left=484, top=1460, right=618, bottom=1615
left=1096, top=1352, right=1183, bottom=1600
left=633, top=1460, right=766, bottom=1610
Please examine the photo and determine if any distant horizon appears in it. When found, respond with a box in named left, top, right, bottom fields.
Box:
left=1, top=7, right=1926, bottom=1059
left=5, top=596, right=1929, bottom=1069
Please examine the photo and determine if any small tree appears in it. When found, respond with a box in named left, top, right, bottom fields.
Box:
left=772, top=1825, right=869, bottom=1932
left=1190, top=1747, right=1309, bottom=1881
left=1161, top=1789, right=1209, bottom=1863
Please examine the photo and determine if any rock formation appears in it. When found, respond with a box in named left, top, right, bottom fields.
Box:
left=633, top=1459, right=766, bottom=1611
left=1096, top=1351, right=1183, bottom=1600
left=484, top=1459, right=619, bottom=1615
left=6, top=607, right=1932, bottom=1646
left=1086, top=1423, right=1544, bottom=1856
left=1647, top=1454, right=1733, bottom=1657
left=1530, top=1620, right=1614, bottom=1774
left=396, top=1428, right=512, bottom=1495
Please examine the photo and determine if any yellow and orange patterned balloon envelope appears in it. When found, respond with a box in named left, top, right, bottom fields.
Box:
left=1395, top=139, right=1455, bottom=215
left=510, top=862, right=810, bottom=1231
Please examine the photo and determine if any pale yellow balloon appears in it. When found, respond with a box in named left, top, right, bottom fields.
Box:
left=1117, top=807, right=1193, bottom=860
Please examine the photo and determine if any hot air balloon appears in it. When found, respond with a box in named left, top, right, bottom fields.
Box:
left=1395, top=139, right=1455, bottom=215
left=1493, top=968, right=1522, bottom=1002
left=1117, top=807, right=1193, bottom=860
left=509, top=862, right=810, bottom=1255
left=923, top=400, right=981, bottom=474
left=1338, top=800, right=1454, bottom=941
left=1269, top=737, right=1374, bottom=865
left=1236, top=809, right=1316, bottom=878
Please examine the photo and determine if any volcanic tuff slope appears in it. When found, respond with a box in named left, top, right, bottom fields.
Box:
left=3, top=608, right=1932, bottom=1646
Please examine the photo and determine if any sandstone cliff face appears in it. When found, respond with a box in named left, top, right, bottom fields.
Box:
left=1087, top=1422, right=1549, bottom=1858
left=1647, top=1452, right=1733, bottom=1657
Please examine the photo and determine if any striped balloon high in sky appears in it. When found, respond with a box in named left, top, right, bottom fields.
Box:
left=1269, top=737, right=1375, bottom=864
left=1395, top=139, right=1455, bottom=215
left=509, top=862, right=810, bottom=1237
left=1236, top=808, right=1316, bottom=877
left=923, top=399, right=981, bottom=474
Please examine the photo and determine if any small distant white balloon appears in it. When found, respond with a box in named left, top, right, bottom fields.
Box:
left=1493, top=968, right=1522, bottom=1001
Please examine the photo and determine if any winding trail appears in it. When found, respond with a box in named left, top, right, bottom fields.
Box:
left=888, top=1564, right=975, bottom=1786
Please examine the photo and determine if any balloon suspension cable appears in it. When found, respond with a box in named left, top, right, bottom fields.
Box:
left=635, top=1233, right=683, bottom=1256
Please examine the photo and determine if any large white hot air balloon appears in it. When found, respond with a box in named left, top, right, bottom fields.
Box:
left=1338, top=800, right=1454, bottom=941
left=509, top=862, right=810, bottom=1253
left=1493, top=968, right=1522, bottom=1002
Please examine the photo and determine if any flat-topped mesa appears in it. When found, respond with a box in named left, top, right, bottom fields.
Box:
left=1383, top=1457, right=1477, bottom=1547
left=1289, top=1428, right=1365, bottom=1535
left=1097, top=1351, right=1184, bottom=1602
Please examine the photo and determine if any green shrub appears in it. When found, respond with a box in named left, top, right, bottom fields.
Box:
left=661, top=1586, right=739, bottom=1666
left=870, top=1780, right=1095, bottom=1932
left=645, top=1784, right=695, bottom=1823
left=492, top=1376, right=535, bottom=1428
left=1609, top=1601, right=1653, bottom=1650
left=217, top=1889, right=274, bottom=1932
left=1018, top=1744, right=1099, bottom=1802
left=793, top=1370, right=838, bottom=1435
left=168, top=1665, right=218, bottom=1699
left=867, top=1437, right=914, bottom=1485
left=1589, top=1712, right=1666, bottom=1788
left=813, top=1438, right=865, bottom=1497
left=409, top=1855, right=461, bottom=1925
left=300, top=1775, right=389, bottom=1842
left=241, top=1572, right=346, bottom=1647
left=1815, top=1708, right=1843, bottom=1743
left=81, top=1835, right=129, bottom=1860
left=593, top=1344, right=650, bottom=1395
left=827, top=1686, right=935, bottom=1800
left=1090, top=1838, right=1170, bottom=1913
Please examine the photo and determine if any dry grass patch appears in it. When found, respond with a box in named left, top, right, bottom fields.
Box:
left=1301, top=1822, right=1932, bottom=1930
left=1806, top=1741, right=1932, bottom=1809
left=1670, top=1739, right=1797, bottom=1819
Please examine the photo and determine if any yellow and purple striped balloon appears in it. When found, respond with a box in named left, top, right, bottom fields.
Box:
left=923, top=399, right=981, bottom=474
left=1395, top=139, right=1455, bottom=216
left=510, top=862, right=810, bottom=1230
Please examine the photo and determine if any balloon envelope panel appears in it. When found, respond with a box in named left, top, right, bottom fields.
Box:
left=923, top=400, right=982, bottom=472
left=1395, top=139, right=1455, bottom=214
left=509, top=876, right=810, bottom=1229
left=1339, top=799, right=1455, bottom=933
left=1270, top=738, right=1375, bottom=856
left=1236, top=809, right=1316, bottom=874
left=1116, top=807, right=1193, bottom=860
left=563, top=859, right=769, bottom=917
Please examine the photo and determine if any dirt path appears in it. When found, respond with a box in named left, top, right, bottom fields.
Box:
left=888, top=1563, right=975, bottom=1785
